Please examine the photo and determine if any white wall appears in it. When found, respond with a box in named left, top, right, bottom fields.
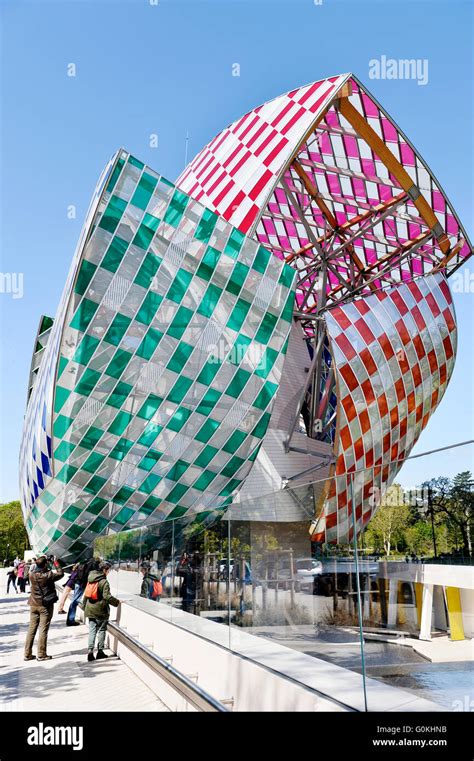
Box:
left=460, top=588, right=474, bottom=637
left=379, top=562, right=474, bottom=590
left=111, top=601, right=344, bottom=712
left=379, top=562, right=474, bottom=637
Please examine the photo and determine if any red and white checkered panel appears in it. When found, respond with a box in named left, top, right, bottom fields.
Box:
left=311, top=272, right=457, bottom=544
left=177, top=75, right=348, bottom=234
left=177, top=75, right=472, bottom=309
left=257, top=76, right=471, bottom=309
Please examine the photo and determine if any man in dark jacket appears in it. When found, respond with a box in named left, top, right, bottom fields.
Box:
left=6, top=564, right=17, bottom=594
left=24, top=555, right=64, bottom=661
left=83, top=561, right=120, bottom=662
left=177, top=552, right=202, bottom=614
left=66, top=556, right=99, bottom=627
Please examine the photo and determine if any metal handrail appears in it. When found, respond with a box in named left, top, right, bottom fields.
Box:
left=107, top=621, right=229, bottom=713
left=55, top=580, right=228, bottom=712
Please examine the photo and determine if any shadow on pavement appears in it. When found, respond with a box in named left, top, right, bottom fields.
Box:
left=0, top=655, right=122, bottom=705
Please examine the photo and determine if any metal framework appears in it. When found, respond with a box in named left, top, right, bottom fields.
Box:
left=248, top=82, right=469, bottom=446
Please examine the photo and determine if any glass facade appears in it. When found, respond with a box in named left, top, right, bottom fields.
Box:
left=97, top=447, right=474, bottom=712
left=20, top=150, right=296, bottom=562
left=19, top=75, right=470, bottom=599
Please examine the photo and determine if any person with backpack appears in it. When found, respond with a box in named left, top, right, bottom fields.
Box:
left=24, top=555, right=63, bottom=661
left=139, top=562, right=163, bottom=602
left=83, top=560, right=120, bottom=662
left=66, top=557, right=99, bottom=627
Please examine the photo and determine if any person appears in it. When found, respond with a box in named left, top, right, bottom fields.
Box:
left=23, top=561, right=31, bottom=589
left=17, top=560, right=27, bottom=593
left=176, top=552, right=191, bottom=611
left=83, top=561, right=120, bottom=662
left=24, top=555, right=63, bottom=661
left=6, top=564, right=17, bottom=594
left=57, top=563, right=79, bottom=614
left=139, top=562, right=163, bottom=602
left=13, top=556, right=20, bottom=569
left=66, top=557, right=99, bottom=627
left=177, top=552, right=202, bottom=614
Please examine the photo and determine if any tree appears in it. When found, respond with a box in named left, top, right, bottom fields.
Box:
left=94, top=529, right=143, bottom=562
left=404, top=521, right=435, bottom=556
left=364, top=484, right=410, bottom=557
left=94, top=533, right=121, bottom=561
left=422, top=473, right=474, bottom=556
left=0, top=501, right=30, bottom=561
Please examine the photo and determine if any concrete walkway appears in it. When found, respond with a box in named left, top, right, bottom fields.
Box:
left=404, top=635, right=474, bottom=663
left=0, top=571, right=169, bottom=712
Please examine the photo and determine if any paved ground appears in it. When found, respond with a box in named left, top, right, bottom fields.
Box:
left=0, top=572, right=169, bottom=712
left=404, top=635, right=474, bottom=663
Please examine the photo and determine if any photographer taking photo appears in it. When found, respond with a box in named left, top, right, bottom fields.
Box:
left=24, top=555, right=63, bottom=661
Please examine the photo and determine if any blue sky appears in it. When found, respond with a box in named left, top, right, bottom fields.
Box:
left=0, top=0, right=472, bottom=501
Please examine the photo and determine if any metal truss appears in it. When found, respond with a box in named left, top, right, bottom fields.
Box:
left=260, top=86, right=464, bottom=447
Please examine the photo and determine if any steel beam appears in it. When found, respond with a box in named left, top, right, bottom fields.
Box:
left=337, top=98, right=450, bottom=255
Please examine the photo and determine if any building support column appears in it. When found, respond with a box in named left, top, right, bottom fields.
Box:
left=419, top=583, right=434, bottom=641
left=387, top=579, right=398, bottom=628
left=414, top=582, right=423, bottom=628
left=445, top=586, right=465, bottom=641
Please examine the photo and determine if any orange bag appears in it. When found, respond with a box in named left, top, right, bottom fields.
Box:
left=84, top=581, right=99, bottom=600
left=150, top=579, right=163, bottom=599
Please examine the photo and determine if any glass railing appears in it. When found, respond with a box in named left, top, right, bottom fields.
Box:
left=94, top=447, right=474, bottom=712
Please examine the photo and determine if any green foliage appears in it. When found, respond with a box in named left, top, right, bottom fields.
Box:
left=363, top=472, right=474, bottom=558
left=363, top=484, right=410, bottom=556
left=404, top=521, right=435, bottom=555
left=421, top=472, right=474, bottom=556
left=94, top=529, right=141, bottom=561
left=0, top=501, right=30, bottom=562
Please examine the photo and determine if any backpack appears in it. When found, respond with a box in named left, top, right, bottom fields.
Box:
left=84, top=581, right=100, bottom=601
left=149, top=579, right=162, bottom=600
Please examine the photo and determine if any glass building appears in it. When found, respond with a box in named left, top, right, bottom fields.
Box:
left=20, top=74, right=472, bottom=563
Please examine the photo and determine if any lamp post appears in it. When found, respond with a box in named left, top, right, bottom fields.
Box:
left=427, top=487, right=438, bottom=559
left=419, top=487, right=438, bottom=559
left=415, top=487, right=438, bottom=560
